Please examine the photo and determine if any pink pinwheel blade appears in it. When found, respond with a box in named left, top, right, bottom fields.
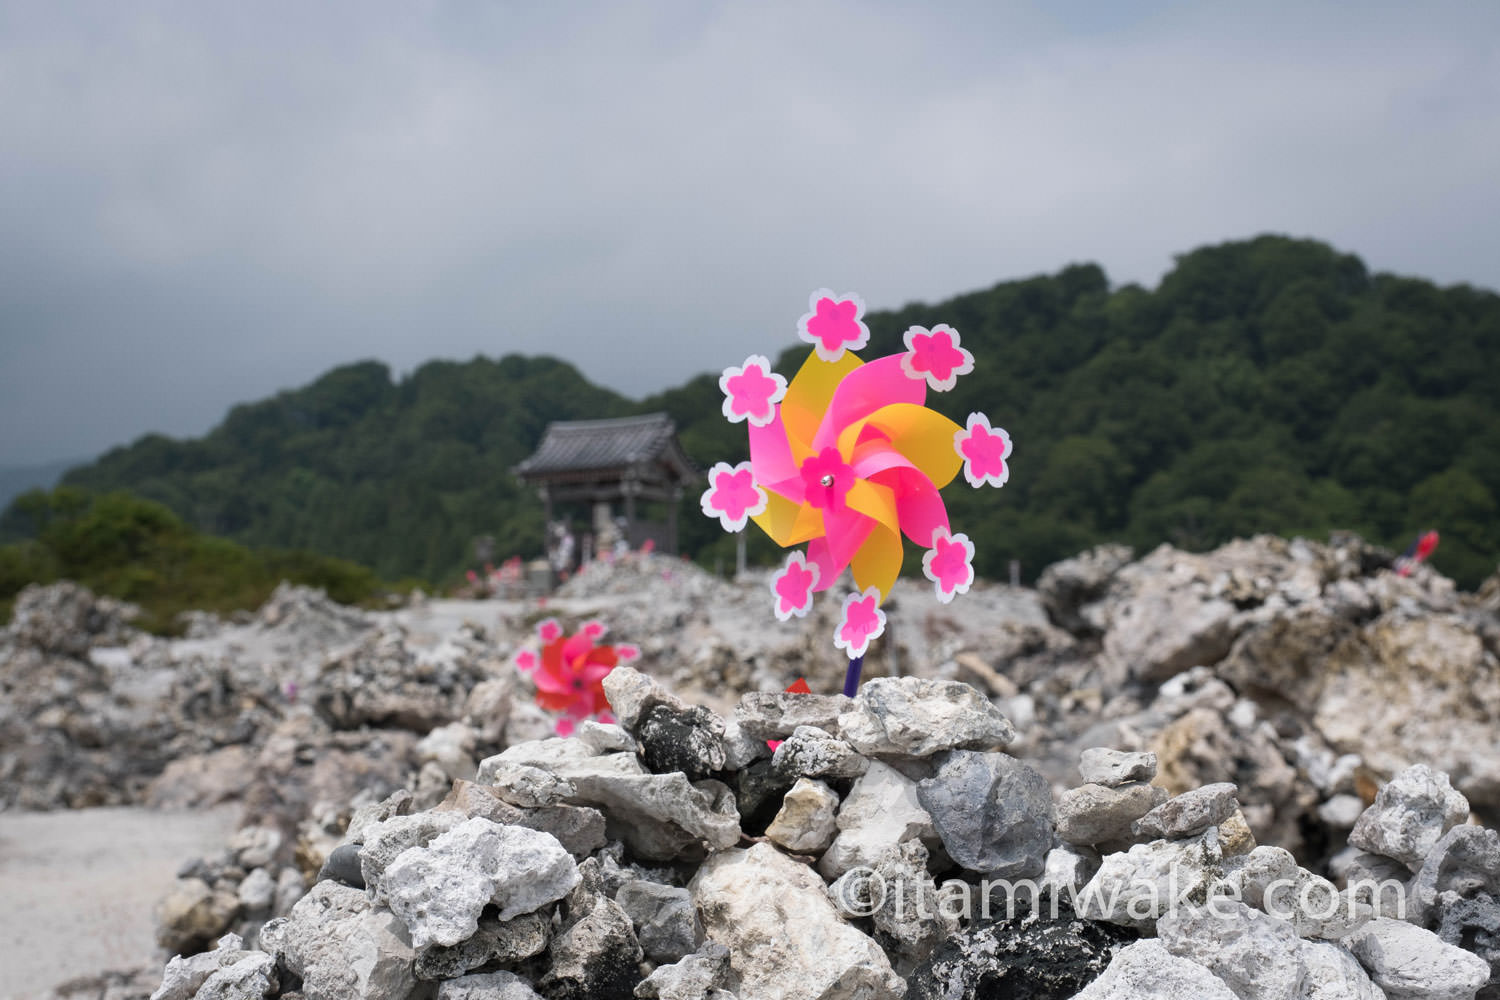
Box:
left=811, top=356, right=925, bottom=453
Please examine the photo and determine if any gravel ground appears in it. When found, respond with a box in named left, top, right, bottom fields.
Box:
left=0, top=805, right=239, bottom=999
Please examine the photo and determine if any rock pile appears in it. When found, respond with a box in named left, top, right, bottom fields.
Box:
left=134, top=668, right=1499, bottom=1000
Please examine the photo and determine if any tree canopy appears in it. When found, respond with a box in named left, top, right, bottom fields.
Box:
left=13, top=235, right=1498, bottom=590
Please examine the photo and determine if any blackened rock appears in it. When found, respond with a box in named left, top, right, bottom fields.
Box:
left=318, top=843, right=366, bottom=889
left=1438, top=892, right=1500, bottom=994
left=734, top=758, right=796, bottom=834
left=414, top=911, right=551, bottom=981
left=637, top=704, right=726, bottom=782
left=907, top=904, right=1135, bottom=1000
left=539, top=892, right=642, bottom=1000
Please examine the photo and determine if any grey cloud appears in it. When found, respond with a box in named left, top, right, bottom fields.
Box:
left=1, top=0, right=1498, bottom=464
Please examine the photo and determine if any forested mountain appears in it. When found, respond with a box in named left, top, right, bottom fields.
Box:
left=13, top=235, right=1500, bottom=587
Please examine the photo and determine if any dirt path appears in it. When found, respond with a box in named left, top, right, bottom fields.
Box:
left=0, top=805, right=239, bottom=999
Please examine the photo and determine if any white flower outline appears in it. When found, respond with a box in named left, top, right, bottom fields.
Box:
left=921, top=528, right=976, bottom=603
left=797, top=288, right=870, bottom=362
left=699, top=460, right=767, bottom=532
left=954, top=412, right=1013, bottom=488
left=832, top=585, right=887, bottom=658
left=769, top=550, right=821, bottom=621
left=719, top=354, right=787, bottom=427
left=898, top=324, right=974, bottom=392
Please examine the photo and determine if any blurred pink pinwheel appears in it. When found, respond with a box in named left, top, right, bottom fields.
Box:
left=704, top=289, right=1012, bottom=661
left=514, top=618, right=638, bottom=736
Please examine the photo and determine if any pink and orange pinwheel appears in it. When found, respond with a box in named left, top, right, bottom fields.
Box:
left=702, top=289, right=1012, bottom=665
left=514, top=618, right=639, bottom=736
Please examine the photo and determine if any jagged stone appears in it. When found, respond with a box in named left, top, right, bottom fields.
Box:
left=633, top=941, right=734, bottom=999
left=820, top=761, right=937, bottom=879
left=734, top=691, right=852, bottom=741
left=260, top=881, right=417, bottom=1000
left=1078, top=748, right=1157, bottom=787
left=770, top=725, right=868, bottom=779
left=1298, top=941, right=1386, bottom=1000
left=916, top=750, right=1053, bottom=879
left=1072, top=938, right=1237, bottom=999
left=765, top=777, right=839, bottom=854
left=1055, top=782, right=1167, bottom=847
left=1346, top=917, right=1491, bottom=1000
left=540, top=891, right=643, bottom=1000
left=1133, top=782, right=1238, bottom=840
left=616, top=879, right=698, bottom=965
left=838, top=677, right=1016, bottom=756
left=691, top=843, right=905, bottom=1000
left=637, top=702, right=727, bottom=781
left=377, top=818, right=578, bottom=948
left=1349, top=764, right=1470, bottom=871
left=436, top=971, right=542, bottom=999
left=1157, top=901, right=1306, bottom=1000
left=1075, top=828, right=1225, bottom=930
left=413, top=911, right=550, bottom=981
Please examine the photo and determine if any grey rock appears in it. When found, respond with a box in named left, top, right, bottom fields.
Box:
left=838, top=677, right=1016, bottom=757
left=343, top=789, right=414, bottom=845
left=415, top=721, right=479, bottom=781
left=765, top=777, right=840, bottom=854
left=617, top=880, right=699, bottom=965
left=436, top=971, right=543, bottom=1000
left=1226, top=846, right=1371, bottom=939
left=413, top=911, right=550, bottom=981
left=1073, top=939, right=1238, bottom=999
left=734, top=690, right=852, bottom=741
left=474, top=758, right=578, bottom=807
left=260, top=881, right=417, bottom=1000
left=319, top=843, right=366, bottom=888
left=1055, top=782, right=1167, bottom=846
left=151, top=933, right=250, bottom=1000
left=691, top=843, right=905, bottom=1000
left=1349, top=764, right=1470, bottom=872
left=634, top=941, right=733, bottom=999
left=237, top=866, right=277, bottom=915
left=848, top=840, right=955, bottom=963
left=637, top=703, right=727, bottom=782
left=438, top=779, right=608, bottom=858
left=357, top=810, right=466, bottom=890
left=1299, top=940, right=1389, bottom=1000
left=1036, top=542, right=1133, bottom=637
left=1318, top=794, right=1367, bottom=830
left=480, top=739, right=741, bottom=860
left=228, top=826, right=283, bottom=870
left=1157, top=901, right=1306, bottom=1000
left=1436, top=893, right=1500, bottom=993
left=1102, top=575, right=1238, bottom=683
left=771, top=725, right=869, bottom=779
left=1408, top=825, right=1500, bottom=926
left=192, top=951, right=278, bottom=1000
left=1345, top=852, right=1415, bottom=921
left=1346, top=917, right=1491, bottom=1000
left=378, top=818, right=578, bottom=948
left=1076, top=828, right=1225, bottom=930
left=916, top=750, right=1053, bottom=879
left=719, top=718, right=770, bottom=771
left=820, top=761, right=936, bottom=879
left=576, top=720, right=636, bottom=754
left=1133, top=782, right=1239, bottom=840
left=541, top=892, right=643, bottom=1000
left=1078, top=748, right=1158, bottom=787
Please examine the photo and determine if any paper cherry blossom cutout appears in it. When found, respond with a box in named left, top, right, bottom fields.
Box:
left=720, top=355, right=788, bottom=427
left=900, top=324, right=974, bottom=392
left=797, top=289, right=870, bottom=362
left=617, top=644, right=640, bottom=661
left=955, top=412, right=1013, bottom=488
left=699, top=461, right=768, bottom=532
left=514, top=648, right=538, bottom=672
left=771, top=551, right=820, bottom=621
left=922, top=528, right=976, bottom=603
left=538, top=619, right=563, bottom=642
left=581, top=620, right=607, bottom=640
left=834, top=587, right=887, bottom=658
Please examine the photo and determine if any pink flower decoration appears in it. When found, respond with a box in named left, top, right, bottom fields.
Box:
left=537, top=618, right=563, bottom=642
left=922, top=528, right=976, bottom=603
left=720, top=355, right=787, bottom=427
left=899, top=324, right=973, bottom=392
left=515, top=649, right=538, bottom=672
left=699, top=461, right=767, bottom=532
left=799, top=447, right=855, bottom=511
left=556, top=718, right=575, bottom=737
left=616, top=644, right=640, bottom=661
left=581, top=620, right=607, bottom=640
left=770, top=551, right=820, bottom=621
left=797, top=289, right=870, bottom=362
left=955, top=412, right=1012, bottom=488
left=834, top=587, right=887, bottom=658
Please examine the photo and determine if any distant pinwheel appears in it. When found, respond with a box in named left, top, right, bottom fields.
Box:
left=514, top=618, right=639, bottom=736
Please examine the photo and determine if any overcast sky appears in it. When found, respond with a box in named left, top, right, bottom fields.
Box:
left=2, top=1, right=1498, bottom=466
